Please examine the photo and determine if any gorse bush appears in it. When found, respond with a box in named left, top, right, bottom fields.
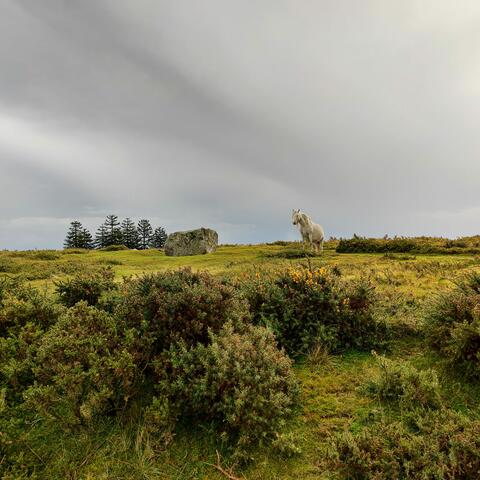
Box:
left=330, top=409, right=480, bottom=479
left=337, top=235, right=480, bottom=255
left=2, top=268, right=296, bottom=460
left=25, top=302, right=139, bottom=426
left=100, top=244, right=129, bottom=251
left=153, top=322, right=299, bottom=458
left=55, top=267, right=116, bottom=307
left=0, top=283, right=63, bottom=335
left=116, top=268, right=248, bottom=357
left=365, top=354, right=442, bottom=410
left=424, top=272, right=480, bottom=378
left=242, top=266, right=389, bottom=357
left=0, top=282, right=63, bottom=402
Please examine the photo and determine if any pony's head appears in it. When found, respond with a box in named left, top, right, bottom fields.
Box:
left=292, top=209, right=301, bottom=225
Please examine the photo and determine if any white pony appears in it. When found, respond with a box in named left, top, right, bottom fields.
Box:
left=292, top=209, right=325, bottom=254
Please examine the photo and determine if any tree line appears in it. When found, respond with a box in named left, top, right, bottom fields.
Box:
left=64, top=215, right=167, bottom=250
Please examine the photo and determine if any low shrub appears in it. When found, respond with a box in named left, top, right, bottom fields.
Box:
left=100, top=245, right=129, bottom=251
left=0, top=259, right=21, bottom=274
left=24, top=303, right=139, bottom=426
left=242, top=266, right=389, bottom=357
left=0, top=283, right=63, bottom=406
left=152, top=322, right=299, bottom=458
left=30, top=251, right=61, bottom=261
left=0, top=322, right=44, bottom=403
left=365, top=354, right=442, bottom=410
left=0, top=283, right=63, bottom=336
left=262, top=249, right=316, bottom=259
left=55, top=267, right=117, bottom=307
left=424, top=272, right=480, bottom=378
left=116, top=268, right=248, bottom=357
left=336, top=235, right=480, bottom=255
left=62, top=248, right=90, bottom=254
left=0, top=276, right=23, bottom=305
left=330, top=409, right=480, bottom=479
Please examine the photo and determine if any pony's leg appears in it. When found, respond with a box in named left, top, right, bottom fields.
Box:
left=302, top=234, right=308, bottom=251
left=320, top=239, right=324, bottom=253
left=308, top=234, right=314, bottom=253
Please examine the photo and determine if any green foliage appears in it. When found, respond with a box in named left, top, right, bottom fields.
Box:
left=330, top=409, right=480, bottom=479
left=1, top=322, right=45, bottom=404
left=365, top=354, right=442, bottom=410
left=152, top=322, right=299, bottom=458
left=103, top=215, right=124, bottom=247
left=55, top=267, right=116, bottom=307
left=121, top=217, right=140, bottom=249
left=424, top=272, right=480, bottom=378
left=0, top=258, right=21, bottom=273
left=150, top=226, right=167, bottom=249
left=24, top=303, right=139, bottom=426
left=117, top=268, right=248, bottom=356
left=137, top=219, right=153, bottom=250
left=100, top=244, right=129, bottom=251
left=0, top=280, right=62, bottom=336
left=64, top=221, right=94, bottom=249
left=337, top=235, right=480, bottom=254
left=242, top=266, right=389, bottom=357
left=94, top=223, right=108, bottom=249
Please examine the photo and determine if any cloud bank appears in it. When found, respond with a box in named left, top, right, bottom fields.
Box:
left=1, top=1, right=480, bottom=248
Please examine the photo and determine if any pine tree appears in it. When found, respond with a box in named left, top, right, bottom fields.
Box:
left=94, top=224, right=108, bottom=249
left=150, top=226, right=168, bottom=249
left=64, top=221, right=84, bottom=249
left=121, top=218, right=139, bottom=249
left=137, top=219, right=153, bottom=250
left=103, top=215, right=123, bottom=246
left=79, top=228, right=94, bottom=249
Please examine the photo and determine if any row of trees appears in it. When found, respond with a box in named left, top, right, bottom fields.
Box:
left=64, top=215, right=167, bottom=250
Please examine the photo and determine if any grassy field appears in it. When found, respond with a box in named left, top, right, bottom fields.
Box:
left=2, top=242, right=480, bottom=479
left=2, top=241, right=479, bottom=295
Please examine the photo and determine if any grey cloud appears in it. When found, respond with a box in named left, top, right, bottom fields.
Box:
left=1, top=0, right=480, bottom=249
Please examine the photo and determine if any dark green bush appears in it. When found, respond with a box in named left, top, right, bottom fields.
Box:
left=424, top=272, right=480, bottom=378
left=24, top=303, right=139, bottom=426
left=100, top=244, right=129, bottom=251
left=0, top=283, right=63, bottom=412
left=337, top=236, right=418, bottom=254
left=151, top=322, right=299, bottom=457
left=55, top=267, right=116, bottom=307
left=0, top=283, right=63, bottom=336
left=365, top=354, right=442, bottom=410
left=0, top=258, right=21, bottom=274
left=116, top=268, right=248, bottom=357
left=330, top=409, right=480, bottom=479
left=62, top=248, right=90, bottom=254
left=30, top=251, right=61, bottom=261
left=242, top=266, right=389, bottom=357
left=1, top=322, right=45, bottom=403
left=336, top=235, right=480, bottom=255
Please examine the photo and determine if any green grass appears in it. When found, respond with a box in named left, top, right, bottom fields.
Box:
left=3, top=243, right=480, bottom=479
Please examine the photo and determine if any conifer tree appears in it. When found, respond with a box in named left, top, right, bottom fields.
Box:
left=94, top=224, right=108, bottom=249
left=121, top=218, right=140, bottom=249
left=137, top=219, right=153, bottom=250
left=79, top=228, right=94, bottom=249
left=64, top=221, right=84, bottom=249
left=150, top=226, right=168, bottom=249
left=103, top=215, right=123, bottom=246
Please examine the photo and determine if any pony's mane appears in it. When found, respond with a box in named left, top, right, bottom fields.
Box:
left=300, top=212, right=311, bottom=225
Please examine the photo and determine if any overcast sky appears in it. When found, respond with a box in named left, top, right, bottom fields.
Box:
left=1, top=1, right=480, bottom=249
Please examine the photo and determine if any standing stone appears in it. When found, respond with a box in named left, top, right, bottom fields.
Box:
left=164, top=227, right=218, bottom=256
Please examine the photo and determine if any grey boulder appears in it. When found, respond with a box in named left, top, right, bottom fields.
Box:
left=164, top=227, right=218, bottom=256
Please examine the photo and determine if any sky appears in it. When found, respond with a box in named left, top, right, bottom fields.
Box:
left=1, top=1, right=480, bottom=249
